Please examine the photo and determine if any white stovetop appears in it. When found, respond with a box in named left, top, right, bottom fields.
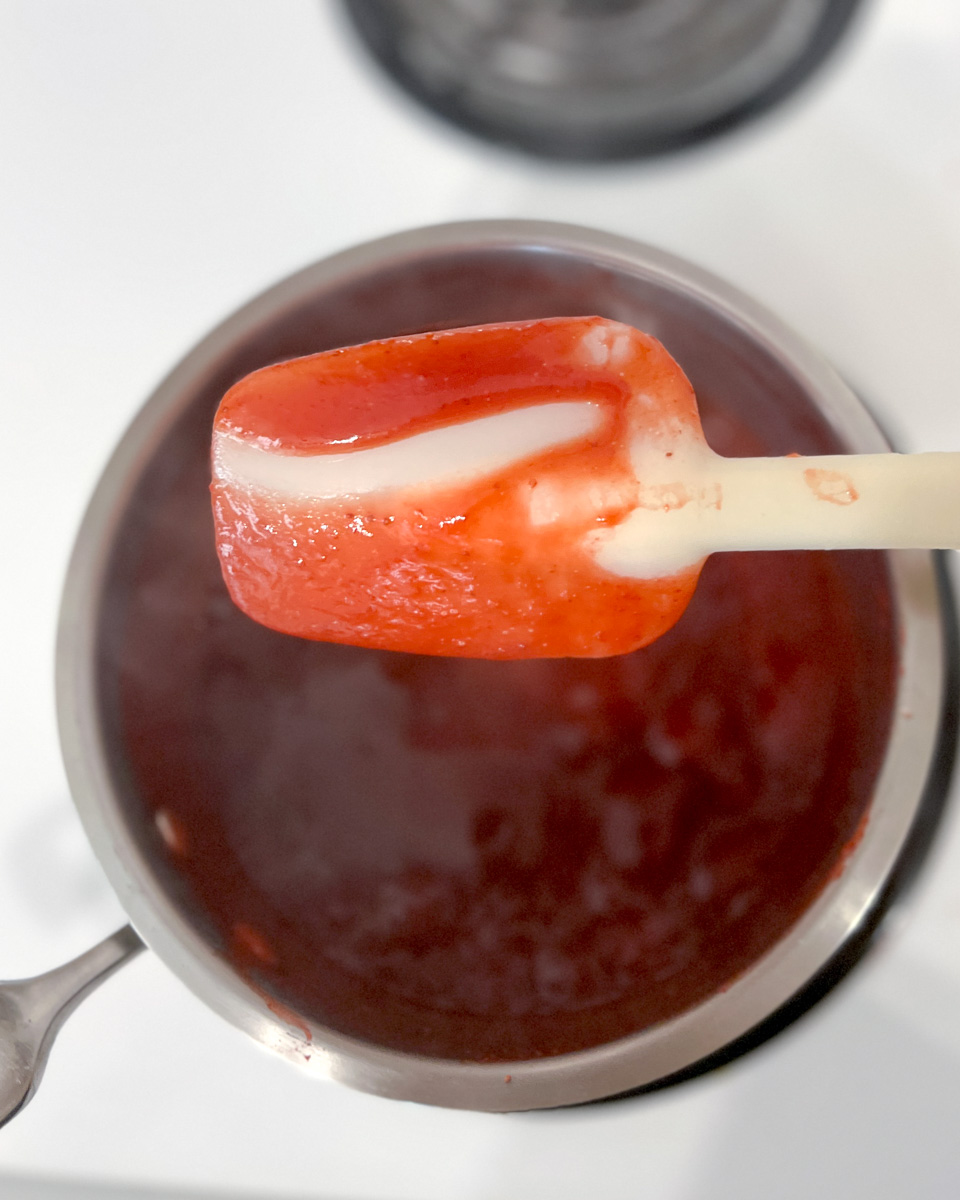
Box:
left=2, top=2, right=960, bottom=1197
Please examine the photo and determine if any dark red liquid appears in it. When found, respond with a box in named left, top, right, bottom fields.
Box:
left=113, top=408, right=897, bottom=1063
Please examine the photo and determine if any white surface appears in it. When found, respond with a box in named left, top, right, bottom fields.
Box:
left=1, top=0, right=960, bottom=1196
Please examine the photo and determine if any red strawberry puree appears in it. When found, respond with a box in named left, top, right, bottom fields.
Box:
left=117, top=373, right=897, bottom=1061
left=211, top=318, right=702, bottom=658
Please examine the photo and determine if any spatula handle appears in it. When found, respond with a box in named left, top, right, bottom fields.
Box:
left=710, top=451, right=960, bottom=553
left=597, top=450, right=960, bottom=578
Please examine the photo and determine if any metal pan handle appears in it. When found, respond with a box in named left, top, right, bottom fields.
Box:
left=0, top=924, right=144, bottom=1127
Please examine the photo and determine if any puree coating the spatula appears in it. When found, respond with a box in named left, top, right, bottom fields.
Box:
left=211, top=317, right=703, bottom=658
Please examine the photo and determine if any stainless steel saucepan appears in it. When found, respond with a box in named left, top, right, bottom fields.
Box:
left=1, top=220, right=954, bottom=1123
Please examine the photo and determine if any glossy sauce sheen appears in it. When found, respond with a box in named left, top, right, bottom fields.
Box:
left=211, top=318, right=701, bottom=658
left=119, top=395, right=897, bottom=1061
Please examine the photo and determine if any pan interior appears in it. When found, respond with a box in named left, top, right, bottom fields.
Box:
left=94, top=245, right=897, bottom=1062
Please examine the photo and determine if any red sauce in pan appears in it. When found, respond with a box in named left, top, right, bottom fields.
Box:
left=114, top=403, right=897, bottom=1062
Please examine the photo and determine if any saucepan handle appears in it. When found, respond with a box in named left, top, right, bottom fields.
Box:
left=0, top=924, right=144, bottom=1127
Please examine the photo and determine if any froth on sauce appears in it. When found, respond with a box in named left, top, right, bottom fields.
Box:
left=115, top=402, right=897, bottom=1063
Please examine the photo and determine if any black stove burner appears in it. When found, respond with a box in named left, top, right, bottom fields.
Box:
left=341, top=0, right=866, bottom=162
